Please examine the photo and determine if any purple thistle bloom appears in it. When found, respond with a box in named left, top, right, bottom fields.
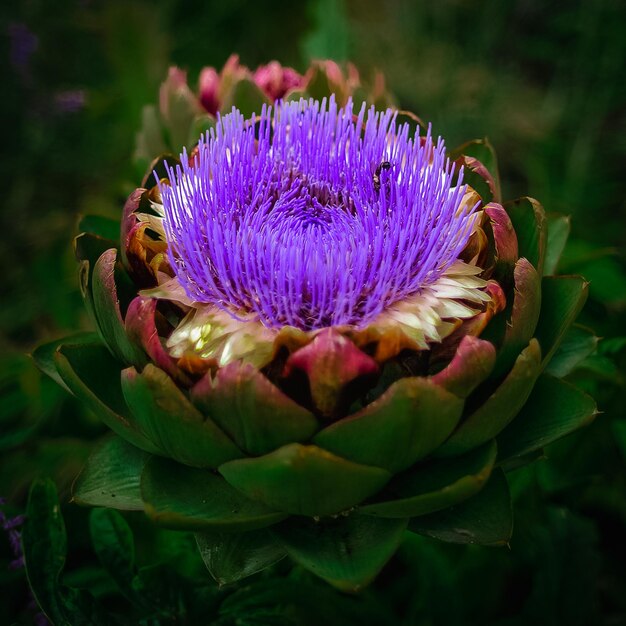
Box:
left=161, top=97, right=478, bottom=331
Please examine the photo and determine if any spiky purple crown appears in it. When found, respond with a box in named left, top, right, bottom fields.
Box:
left=161, top=97, right=478, bottom=331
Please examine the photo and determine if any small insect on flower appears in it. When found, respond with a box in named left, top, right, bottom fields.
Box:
left=372, top=160, right=391, bottom=192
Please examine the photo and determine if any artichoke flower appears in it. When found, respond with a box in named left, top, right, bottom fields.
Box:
left=36, top=94, right=596, bottom=591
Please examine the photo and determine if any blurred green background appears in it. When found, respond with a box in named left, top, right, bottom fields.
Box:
left=1, top=0, right=625, bottom=624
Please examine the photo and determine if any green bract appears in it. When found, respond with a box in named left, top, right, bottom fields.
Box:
left=34, top=73, right=596, bottom=590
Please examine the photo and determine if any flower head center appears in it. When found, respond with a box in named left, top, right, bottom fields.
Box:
left=161, top=97, right=479, bottom=331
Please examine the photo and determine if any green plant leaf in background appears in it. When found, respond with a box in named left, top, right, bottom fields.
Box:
left=544, top=213, right=571, bottom=276
left=22, top=479, right=114, bottom=626
left=408, top=469, right=512, bottom=546
left=361, top=441, right=497, bottom=518
left=196, top=529, right=286, bottom=586
left=545, top=324, right=599, bottom=378
left=73, top=435, right=148, bottom=510
left=273, top=515, right=407, bottom=591
left=497, top=374, right=597, bottom=462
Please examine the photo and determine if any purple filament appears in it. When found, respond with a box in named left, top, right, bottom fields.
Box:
left=161, top=97, right=477, bottom=331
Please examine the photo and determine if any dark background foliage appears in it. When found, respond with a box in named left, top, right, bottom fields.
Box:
left=1, top=0, right=625, bottom=624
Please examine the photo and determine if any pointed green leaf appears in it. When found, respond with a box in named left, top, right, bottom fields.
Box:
left=74, top=232, right=119, bottom=326
left=313, top=377, right=463, bottom=473
left=73, top=435, right=148, bottom=510
left=195, top=529, right=286, bottom=585
left=52, top=339, right=158, bottom=453
left=141, top=456, right=286, bottom=532
left=122, top=364, right=243, bottom=468
left=32, top=332, right=100, bottom=393
left=23, top=480, right=112, bottom=626
left=437, top=340, right=541, bottom=457
left=191, top=362, right=318, bottom=456
left=22, top=479, right=69, bottom=625
left=92, top=248, right=147, bottom=366
left=535, top=275, right=589, bottom=369
left=544, top=213, right=571, bottom=275
left=492, top=258, right=542, bottom=378
left=545, top=324, right=598, bottom=378
left=273, top=515, right=407, bottom=591
left=449, top=138, right=501, bottom=202
left=360, top=441, right=497, bottom=518
left=505, top=197, right=547, bottom=274
left=219, top=444, right=391, bottom=517
left=408, top=469, right=512, bottom=546
left=497, top=374, right=597, bottom=462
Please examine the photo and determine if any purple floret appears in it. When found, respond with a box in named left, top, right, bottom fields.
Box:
left=161, top=97, right=477, bottom=331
